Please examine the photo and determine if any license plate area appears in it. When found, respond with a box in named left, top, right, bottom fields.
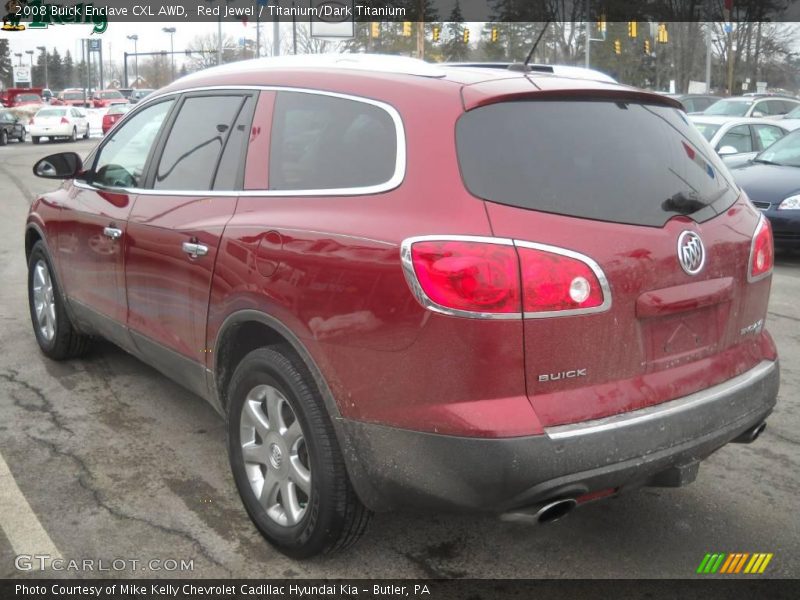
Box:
left=641, top=306, right=722, bottom=372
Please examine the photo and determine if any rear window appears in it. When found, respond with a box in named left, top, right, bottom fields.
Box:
left=455, top=100, right=739, bottom=227
left=36, top=108, right=66, bottom=117
left=100, top=91, right=123, bottom=99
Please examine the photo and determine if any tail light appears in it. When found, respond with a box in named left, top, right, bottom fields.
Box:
left=28, top=118, right=34, bottom=125
left=401, top=236, right=610, bottom=319
left=403, top=238, right=521, bottom=317
left=516, top=242, right=608, bottom=316
left=748, top=215, right=774, bottom=282
left=60, top=117, right=69, bottom=124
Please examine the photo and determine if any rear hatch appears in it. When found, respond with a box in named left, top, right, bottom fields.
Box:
left=456, top=87, right=773, bottom=426
left=34, top=108, right=67, bottom=129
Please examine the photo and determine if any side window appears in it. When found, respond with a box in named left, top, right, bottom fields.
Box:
left=153, top=95, right=245, bottom=191
left=92, top=100, right=174, bottom=189
left=753, top=125, right=785, bottom=151
left=761, top=100, right=784, bottom=116
left=781, top=101, right=800, bottom=115
left=213, top=95, right=255, bottom=191
left=718, top=125, right=753, bottom=153
left=269, top=91, right=398, bottom=191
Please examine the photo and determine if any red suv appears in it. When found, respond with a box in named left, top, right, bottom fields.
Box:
left=25, top=56, right=779, bottom=558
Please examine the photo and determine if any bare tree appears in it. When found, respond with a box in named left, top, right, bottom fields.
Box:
left=186, top=33, right=239, bottom=72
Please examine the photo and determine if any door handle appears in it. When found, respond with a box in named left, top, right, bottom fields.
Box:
left=182, top=242, right=209, bottom=258
left=103, top=226, right=122, bottom=240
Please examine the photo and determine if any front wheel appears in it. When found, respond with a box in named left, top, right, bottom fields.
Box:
left=0, top=129, right=7, bottom=146
left=27, top=241, right=90, bottom=360
left=32, top=136, right=40, bottom=144
left=227, top=346, right=370, bottom=558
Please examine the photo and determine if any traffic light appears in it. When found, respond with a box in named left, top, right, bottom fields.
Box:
left=657, top=23, right=668, bottom=43
left=644, top=39, right=651, bottom=54
left=628, top=21, right=637, bottom=38
left=432, top=26, right=440, bottom=42
left=463, top=28, right=470, bottom=43
left=491, top=27, right=498, bottom=42
left=370, top=22, right=380, bottom=38
left=597, top=14, right=607, bottom=34
left=614, top=39, right=622, bottom=55
left=402, top=21, right=412, bottom=37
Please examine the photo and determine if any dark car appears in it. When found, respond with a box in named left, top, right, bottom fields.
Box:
left=0, top=109, right=26, bottom=144
left=731, top=129, right=800, bottom=248
left=671, top=94, right=721, bottom=114
left=129, top=88, right=155, bottom=104
left=25, top=55, right=778, bottom=558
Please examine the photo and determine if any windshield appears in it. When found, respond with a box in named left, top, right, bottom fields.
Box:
left=64, top=92, right=83, bottom=100
left=704, top=100, right=752, bottom=116
left=456, top=100, right=738, bottom=227
left=756, top=130, right=800, bottom=167
left=693, top=122, right=722, bottom=141
left=17, top=94, right=40, bottom=103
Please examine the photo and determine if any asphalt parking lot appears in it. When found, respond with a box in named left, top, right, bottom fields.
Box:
left=0, top=139, right=799, bottom=579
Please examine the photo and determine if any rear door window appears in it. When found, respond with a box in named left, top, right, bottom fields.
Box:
left=753, top=124, right=785, bottom=150
left=269, top=91, right=399, bottom=191
left=455, top=100, right=739, bottom=227
left=153, top=94, right=250, bottom=191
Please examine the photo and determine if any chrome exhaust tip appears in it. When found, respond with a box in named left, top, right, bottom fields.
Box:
left=733, top=421, right=767, bottom=444
left=500, top=498, right=578, bottom=525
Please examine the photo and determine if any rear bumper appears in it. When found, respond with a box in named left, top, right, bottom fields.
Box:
left=340, top=360, right=779, bottom=512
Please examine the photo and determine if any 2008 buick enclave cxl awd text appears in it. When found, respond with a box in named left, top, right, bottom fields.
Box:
left=25, top=55, right=779, bottom=558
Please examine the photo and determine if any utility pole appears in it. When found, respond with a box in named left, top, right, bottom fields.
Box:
left=416, top=0, right=425, bottom=59
left=127, top=35, right=139, bottom=87
left=705, top=24, right=712, bottom=93
left=584, top=0, right=591, bottom=68
left=163, top=27, right=177, bottom=80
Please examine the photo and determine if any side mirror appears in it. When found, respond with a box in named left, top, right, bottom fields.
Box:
left=752, top=111, right=765, bottom=118
left=718, top=145, right=739, bottom=156
left=33, top=152, right=83, bottom=179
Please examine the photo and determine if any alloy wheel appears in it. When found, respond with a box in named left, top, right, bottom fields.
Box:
left=32, top=259, right=56, bottom=342
left=239, top=384, right=311, bottom=527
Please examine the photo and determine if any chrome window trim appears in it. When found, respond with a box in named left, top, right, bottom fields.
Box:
left=545, top=360, right=777, bottom=440
left=400, top=235, right=522, bottom=321
left=399, top=235, right=613, bottom=320
left=514, top=240, right=613, bottom=318
left=80, top=85, right=406, bottom=197
left=747, top=214, right=773, bottom=283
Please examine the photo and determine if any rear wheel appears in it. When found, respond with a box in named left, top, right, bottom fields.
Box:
left=0, top=129, right=7, bottom=146
left=83, top=124, right=90, bottom=139
left=32, top=136, right=40, bottom=144
left=27, top=241, right=90, bottom=360
left=227, top=346, right=370, bottom=558
left=69, top=127, right=77, bottom=142
left=17, top=128, right=26, bottom=142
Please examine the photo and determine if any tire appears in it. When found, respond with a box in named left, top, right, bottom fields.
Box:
left=17, top=128, right=26, bottom=143
left=0, top=129, right=7, bottom=146
left=27, top=241, right=90, bottom=360
left=69, top=127, right=77, bottom=142
left=227, top=346, right=370, bottom=558
left=83, top=124, right=90, bottom=139
left=32, top=136, right=40, bottom=144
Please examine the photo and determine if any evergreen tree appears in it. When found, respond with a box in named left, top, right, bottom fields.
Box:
left=35, top=49, right=47, bottom=88
left=48, top=48, right=63, bottom=91
left=0, top=39, right=12, bottom=89
left=442, top=0, right=469, bottom=62
left=62, top=51, right=74, bottom=88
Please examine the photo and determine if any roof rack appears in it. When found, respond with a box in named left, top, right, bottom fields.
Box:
left=446, top=62, right=617, bottom=84
left=181, top=53, right=448, bottom=81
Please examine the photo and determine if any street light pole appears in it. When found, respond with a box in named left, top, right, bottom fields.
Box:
left=36, top=46, right=48, bottom=89
left=127, top=35, right=139, bottom=86
left=162, top=27, right=177, bottom=80
left=25, top=50, right=34, bottom=87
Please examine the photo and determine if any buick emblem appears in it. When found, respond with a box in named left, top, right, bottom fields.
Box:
left=677, top=231, right=705, bottom=275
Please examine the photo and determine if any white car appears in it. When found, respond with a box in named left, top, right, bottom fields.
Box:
left=690, top=116, right=789, bottom=167
left=702, top=96, right=800, bottom=120
left=29, top=107, right=90, bottom=144
left=779, top=106, right=800, bottom=132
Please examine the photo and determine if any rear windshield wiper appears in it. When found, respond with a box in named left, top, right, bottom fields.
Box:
left=662, top=191, right=709, bottom=215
